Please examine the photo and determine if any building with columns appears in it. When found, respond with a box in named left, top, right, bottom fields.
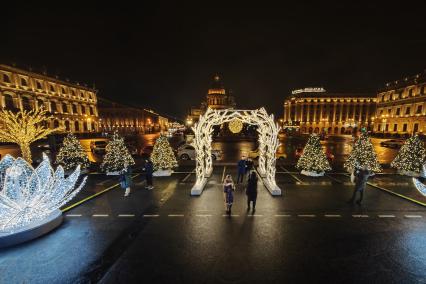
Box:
left=283, top=88, right=376, bottom=135
left=0, top=64, right=98, bottom=133
left=186, top=74, right=236, bottom=125
left=97, top=97, right=168, bottom=134
left=374, top=70, right=426, bottom=135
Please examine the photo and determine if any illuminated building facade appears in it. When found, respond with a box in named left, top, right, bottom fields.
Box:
left=283, top=88, right=376, bottom=135
left=374, top=71, right=426, bottom=134
left=97, top=97, right=168, bottom=134
left=0, top=64, right=98, bottom=133
left=187, top=74, right=236, bottom=125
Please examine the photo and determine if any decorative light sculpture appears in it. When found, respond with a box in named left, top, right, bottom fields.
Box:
left=228, top=118, right=243, bottom=133
left=191, top=108, right=281, bottom=196
left=0, top=153, right=87, bottom=233
left=412, top=177, right=426, bottom=196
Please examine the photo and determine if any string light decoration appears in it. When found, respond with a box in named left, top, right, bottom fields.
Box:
left=391, top=135, right=426, bottom=176
left=228, top=119, right=243, bottom=133
left=56, top=133, right=90, bottom=171
left=296, top=134, right=331, bottom=176
left=0, top=108, right=62, bottom=162
left=191, top=108, right=281, bottom=195
left=0, top=153, right=87, bottom=232
left=413, top=165, right=426, bottom=196
left=100, top=132, right=134, bottom=174
left=344, top=132, right=382, bottom=173
left=151, top=135, right=178, bottom=176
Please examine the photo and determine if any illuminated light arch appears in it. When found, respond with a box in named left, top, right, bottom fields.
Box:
left=191, top=108, right=281, bottom=196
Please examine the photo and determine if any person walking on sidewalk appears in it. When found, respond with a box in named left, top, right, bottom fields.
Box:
left=246, top=171, right=258, bottom=212
left=120, top=164, right=133, bottom=197
left=223, top=175, right=235, bottom=215
left=245, top=158, right=254, bottom=176
left=237, top=156, right=247, bottom=184
left=145, top=159, right=154, bottom=190
left=348, top=166, right=371, bottom=205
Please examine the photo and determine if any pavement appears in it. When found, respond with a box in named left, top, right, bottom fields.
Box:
left=1, top=165, right=425, bottom=284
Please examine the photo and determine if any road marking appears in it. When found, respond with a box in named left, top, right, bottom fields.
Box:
left=196, top=214, right=212, bottom=217
left=66, top=214, right=82, bottom=217
left=181, top=170, right=195, bottom=183
left=378, top=214, right=395, bottom=218
left=352, top=215, right=369, bottom=218
left=325, top=174, right=344, bottom=184
left=248, top=214, right=263, bottom=217
left=404, top=215, right=422, bottom=218
left=324, top=214, right=342, bottom=218
left=280, top=166, right=304, bottom=183
left=143, top=214, right=159, bottom=217
left=168, top=214, right=184, bottom=217
left=92, top=214, right=109, bottom=217
left=275, top=214, right=291, bottom=217
left=221, top=166, right=226, bottom=182
left=118, top=214, right=135, bottom=217
left=222, top=214, right=240, bottom=217
left=298, top=214, right=316, bottom=218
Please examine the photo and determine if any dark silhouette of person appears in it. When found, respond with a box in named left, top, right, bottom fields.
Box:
left=237, top=156, right=247, bottom=183
left=246, top=171, right=258, bottom=212
left=348, top=166, right=371, bottom=205
left=145, top=159, right=154, bottom=190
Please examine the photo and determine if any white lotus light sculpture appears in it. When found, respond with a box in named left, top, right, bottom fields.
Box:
left=0, top=153, right=87, bottom=234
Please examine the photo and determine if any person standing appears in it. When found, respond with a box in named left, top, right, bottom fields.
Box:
left=121, top=164, right=133, bottom=197
left=145, top=159, right=154, bottom=190
left=223, top=175, right=235, bottom=215
left=246, top=171, right=258, bottom=212
left=245, top=158, right=254, bottom=176
left=348, top=166, right=371, bottom=205
left=237, top=156, right=247, bottom=184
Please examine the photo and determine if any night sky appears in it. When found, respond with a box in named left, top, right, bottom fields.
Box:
left=2, top=2, right=426, bottom=120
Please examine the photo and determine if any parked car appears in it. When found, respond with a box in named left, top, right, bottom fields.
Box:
left=248, top=148, right=287, bottom=160
left=177, top=144, right=222, bottom=160
left=90, top=140, right=108, bottom=154
left=380, top=139, right=404, bottom=148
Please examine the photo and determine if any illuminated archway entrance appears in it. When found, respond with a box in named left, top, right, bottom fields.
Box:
left=190, top=108, right=281, bottom=196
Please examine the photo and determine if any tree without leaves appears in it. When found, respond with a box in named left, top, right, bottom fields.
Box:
left=0, top=108, right=61, bottom=162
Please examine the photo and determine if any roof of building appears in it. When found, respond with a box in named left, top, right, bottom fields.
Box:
left=379, top=69, right=426, bottom=92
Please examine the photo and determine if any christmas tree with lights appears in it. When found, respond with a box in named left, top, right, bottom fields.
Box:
left=151, top=135, right=178, bottom=176
left=296, top=134, right=331, bottom=176
left=101, top=132, right=135, bottom=174
left=391, top=135, right=426, bottom=176
left=344, top=132, right=382, bottom=172
left=56, top=133, right=89, bottom=171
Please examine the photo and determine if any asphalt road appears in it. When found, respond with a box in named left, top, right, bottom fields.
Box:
left=1, top=165, right=425, bottom=283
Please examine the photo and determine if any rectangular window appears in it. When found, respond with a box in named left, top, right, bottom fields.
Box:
left=393, top=124, right=397, bottom=132
left=409, top=89, right=414, bottom=97
left=20, top=78, right=27, bottom=86
left=396, top=108, right=400, bottom=115
left=385, top=124, right=389, bottom=131
left=2, top=73, right=11, bottom=83
left=413, top=123, right=419, bottom=133
left=405, top=107, right=411, bottom=115
left=403, top=124, right=408, bottom=132
left=378, top=124, right=381, bottom=131
left=36, top=81, right=43, bottom=90
left=417, top=105, right=422, bottom=114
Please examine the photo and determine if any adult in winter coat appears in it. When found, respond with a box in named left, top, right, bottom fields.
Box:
left=145, top=159, right=154, bottom=190
left=245, top=158, right=254, bottom=175
left=120, top=165, right=133, bottom=197
left=237, top=157, right=247, bottom=184
left=223, top=175, right=235, bottom=215
left=348, top=166, right=371, bottom=205
left=246, top=171, right=258, bottom=211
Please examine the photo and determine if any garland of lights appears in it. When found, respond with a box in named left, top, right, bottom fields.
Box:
left=296, top=134, right=331, bottom=175
left=56, top=133, right=90, bottom=171
left=228, top=119, right=243, bottom=133
left=344, top=132, right=382, bottom=173
left=101, top=132, right=135, bottom=173
left=0, top=153, right=86, bottom=232
left=191, top=108, right=281, bottom=195
left=412, top=177, right=426, bottom=196
left=391, top=135, right=426, bottom=176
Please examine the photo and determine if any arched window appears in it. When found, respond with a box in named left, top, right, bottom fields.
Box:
left=62, top=103, right=68, bottom=113
left=37, top=99, right=44, bottom=110
left=64, top=121, right=70, bottom=131
left=53, top=120, right=60, bottom=128
left=90, top=106, right=94, bottom=115
left=21, top=97, right=32, bottom=111
left=83, top=122, right=88, bottom=132
left=2, top=74, right=11, bottom=83
left=4, top=94, right=14, bottom=109
left=72, top=104, right=78, bottom=114
left=74, top=121, right=80, bottom=132
left=50, top=101, right=58, bottom=113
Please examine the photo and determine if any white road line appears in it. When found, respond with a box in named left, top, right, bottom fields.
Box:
left=378, top=215, right=395, bottom=218
left=66, top=214, right=82, bottom=217
left=181, top=170, right=195, bottom=182
left=118, top=214, right=135, bottom=217
left=168, top=214, right=184, bottom=217
left=143, top=214, right=159, bottom=217
left=324, top=214, right=342, bottom=218
left=92, top=214, right=109, bottom=217
left=298, top=214, right=316, bottom=218
left=248, top=214, right=263, bottom=217
left=196, top=214, right=212, bottom=217
left=280, top=166, right=304, bottom=183
left=222, top=214, right=240, bottom=217
left=352, top=215, right=369, bottom=218
left=275, top=214, right=291, bottom=217
left=404, top=215, right=422, bottom=218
